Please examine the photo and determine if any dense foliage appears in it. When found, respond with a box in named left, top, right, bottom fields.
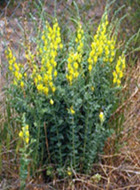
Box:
left=5, top=10, right=126, bottom=178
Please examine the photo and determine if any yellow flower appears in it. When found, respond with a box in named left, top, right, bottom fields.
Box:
left=69, top=67, right=74, bottom=74
left=69, top=76, right=73, bottom=85
left=73, top=62, right=78, bottom=69
left=52, top=86, right=56, bottom=93
left=37, top=84, right=44, bottom=92
left=67, top=171, right=72, bottom=176
left=98, top=46, right=103, bottom=55
left=91, top=86, right=94, bottom=91
left=119, top=71, right=123, bottom=78
left=44, top=87, right=49, bottom=96
left=25, top=131, right=29, bottom=137
left=53, top=61, right=57, bottom=67
left=75, top=38, right=78, bottom=43
left=19, top=125, right=30, bottom=144
left=93, top=56, right=98, bottom=63
left=41, top=35, right=45, bottom=40
left=37, top=75, right=42, bottom=81
left=109, top=57, right=113, bottom=62
left=68, top=57, right=72, bottom=63
left=116, top=65, right=120, bottom=73
left=20, top=81, right=24, bottom=88
left=77, top=33, right=82, bottom=40
left=18, top=73, right=22, bottom=80
left=113, top=54, right=125, bottom=86
left=70, top=106, right=75, bottom=114
left=24, top=73, right=27, bottom=78
left=110, top=44, right=115, bottom=50
left=50, top=99, right=54, bottom=105
left=49, top=82, right=53, bottom=88
left=25, top=137, right=29, bottom=144
left=111, top=51, right=115, bottom=57
left=105, top=49, right=109, bottom=56
left=9, top=66, right=13, bottom=71
left=54, top=70, right=58, bottom=77
left=88, top=64, right=92, bottom=72
left=14, top=71, right=19, bottom=78
left=44, top=74, right=48, bottom=82
left=68, top=75, right=73, bottom=82
left=75, top=71, right=79, bottom=78
left=59, top=43, right=63, bottom=49
left=34, top=78, right=38, bottom=84
left=112, top=71, right=117, bottom=78
left=39, top=48, right=43, bottom=54
left=88, top=57, right=93, bottom=64
left=19, top=131, right=23, bottom=138
left=117, top=79, right=121, bottom=86
left=99, top=112, right=105, bottom=123
left=14, top=63, right=19, bottom=71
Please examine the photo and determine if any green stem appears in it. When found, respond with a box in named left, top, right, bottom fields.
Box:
left=53, top=109, right=62, bottom=167
left=35, top=121, right=40, bottom=169
left=72, top=118, right=76, bottom=168
left=83, top=106, right=90, bottom=168
left=20, top=144, right=29, bottom=190
left=56, top=123, right=63, bottom=167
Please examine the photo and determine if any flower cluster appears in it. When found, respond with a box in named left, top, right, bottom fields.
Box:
left=113, top=54, right=126, bottom=86
left=5, top=48, right=25, bottom=88
left=6, top=20, right=63, bottom=96
left=33, top=20, right=63, bottom=96
left=66, top=23, right=84, bottom=85
left=88, top=14, right=116, bottom=72
left=75, top=22, right=84, bottom=54
left=19, top=125, right=30, bottom=144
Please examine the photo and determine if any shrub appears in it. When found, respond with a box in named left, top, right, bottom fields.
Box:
left=5, top=9, right=126, bottom=176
